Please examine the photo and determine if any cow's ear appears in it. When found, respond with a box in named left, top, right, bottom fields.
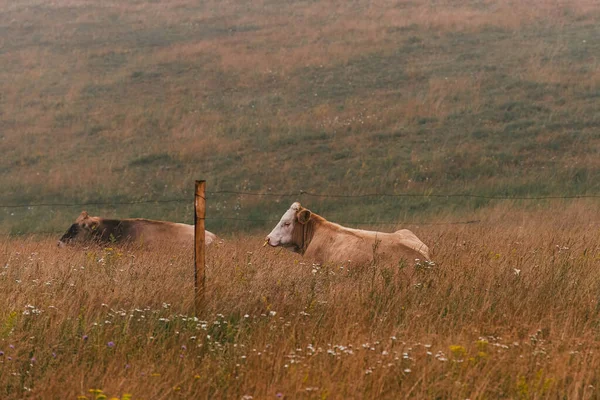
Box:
left=76, top=211, right=89, bottom=223
left=297, top=209, right=311, bottom=224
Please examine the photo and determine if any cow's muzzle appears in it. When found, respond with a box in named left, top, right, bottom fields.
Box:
left=265, top=237, right=280, bottom=247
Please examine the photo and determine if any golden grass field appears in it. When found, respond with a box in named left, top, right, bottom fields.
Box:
left=1, top=202, right=600, bottom=399
left=1, top=0, right=600, bottom=234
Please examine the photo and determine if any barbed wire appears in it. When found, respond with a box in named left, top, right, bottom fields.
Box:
left=0, top=199, right=189, bottom=208
left=209, top=190, right=600, bottom=200
left=0, top=189, right=595, bottom=235
left=1, top=190, right=599, bottom=209
left=202, top=217, right=481, bottom=226
left=0, top=217, right=481, bottom=236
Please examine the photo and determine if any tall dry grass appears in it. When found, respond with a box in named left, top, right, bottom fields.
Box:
left=1, top=203, right=600, bottom=398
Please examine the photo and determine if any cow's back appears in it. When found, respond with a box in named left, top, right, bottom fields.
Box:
left=306, top=225, right=429, bottom=265
left=120, top=219, right=194, bottom=246
left=366, top=231, right=430, bottom=264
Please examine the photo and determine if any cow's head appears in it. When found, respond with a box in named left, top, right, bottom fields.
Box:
left=266, top=202, right=312, bottom=253
left=57, top=211, right=100, bottom=247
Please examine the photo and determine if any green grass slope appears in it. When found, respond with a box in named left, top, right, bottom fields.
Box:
left=1, top=0, right=599, bottom=234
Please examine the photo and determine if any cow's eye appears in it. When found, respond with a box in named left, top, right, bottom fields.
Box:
left=284, top=222, right=291, bottom=226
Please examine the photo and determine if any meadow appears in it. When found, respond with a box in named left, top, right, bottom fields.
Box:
left=1, top=203, right=600, bottom=399
left=1, top=0, right=599, bottom=234
left=2, top=0, right=600, bottom=398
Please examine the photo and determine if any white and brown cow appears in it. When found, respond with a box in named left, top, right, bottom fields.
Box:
left=58, top=211, right=217, bottom=247
left=266, top=202, right=430, bottom=265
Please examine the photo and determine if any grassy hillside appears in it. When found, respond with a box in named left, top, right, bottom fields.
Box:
left=1, top=0, right=599, bottom=234
left=1, top=204, right=600, bottom=398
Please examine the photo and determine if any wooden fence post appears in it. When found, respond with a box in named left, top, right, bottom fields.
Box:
left=194, top=180, right=206, bottom=315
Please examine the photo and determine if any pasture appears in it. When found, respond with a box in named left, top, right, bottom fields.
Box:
left=2, top=0, right=600, bottom=398
left=2, top=203, right=600, bottom=399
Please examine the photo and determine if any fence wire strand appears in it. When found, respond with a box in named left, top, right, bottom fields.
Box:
left=1, top=190, right=599, bottom=209
left=0, top=218, right=482, bottom=236
left=1, top=189, right=596, bottom=235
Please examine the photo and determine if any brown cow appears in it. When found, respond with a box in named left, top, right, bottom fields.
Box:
left=58, top=211, right=217, bottom=247
left=265, top=202, right=430, bottom=266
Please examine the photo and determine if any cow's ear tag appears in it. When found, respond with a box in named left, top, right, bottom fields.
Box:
left=297, top=209, right=311, bottom=224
